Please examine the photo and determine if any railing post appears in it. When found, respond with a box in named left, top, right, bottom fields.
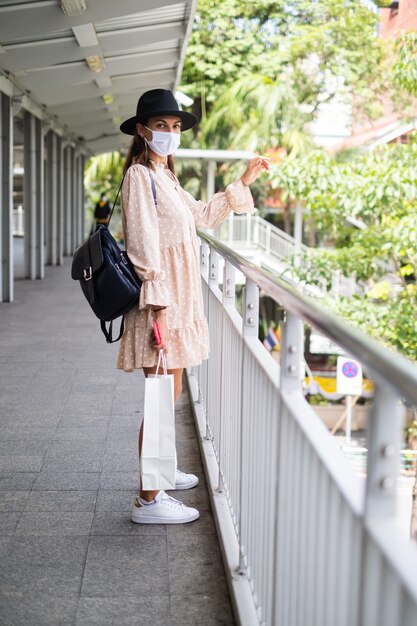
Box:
left=243, top=278, right=259, bottom=337
left=200, top=240, right=210, bottom=282
left=239, top=278, right=259, bottom=574
left=280, top=311, right=304, bottom=391
left=199, top=240, right=210, bottom=416
left=364, top=385, right=404, bottom=520
left=223, top=260, right=235, bottom=308
left=209, top=248, right=219, bottom=288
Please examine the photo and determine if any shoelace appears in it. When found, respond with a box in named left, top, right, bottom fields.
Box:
left=159, top=492, right=186, bottom=508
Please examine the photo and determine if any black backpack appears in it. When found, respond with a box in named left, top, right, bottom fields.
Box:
left=71, top=169, right=157, bottom=343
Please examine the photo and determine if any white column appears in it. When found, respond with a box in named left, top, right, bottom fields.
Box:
left=45, top=130, right=58, bottom=265
left=56, top=135, right=64, bottom=265
left=75, top=153, right=85, bottom=246
left=0, top=91, right=13, bottom=302
left=35, top=118, right=45, bottom=278
left=23, top=110, right=37, bottom=279
left=63, top=145, right=72, bottom=256
left=80, top=154, right=86, bottom=242
left=70, top=147, right=77, bottom=252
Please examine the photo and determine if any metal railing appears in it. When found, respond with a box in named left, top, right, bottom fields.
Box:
left=214, top=214, right=360, bottom=297
left=186, top=229, right=417, bottom=626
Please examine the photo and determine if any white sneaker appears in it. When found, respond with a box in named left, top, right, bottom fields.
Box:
left=131, top=491, right=199, bottom=524
left=171, top=469, right=199, bottom=490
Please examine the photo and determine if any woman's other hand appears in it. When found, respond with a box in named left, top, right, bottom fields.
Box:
left=241, top=155, right=270, bottom=186
left=152, top=309, right=168, bottom=354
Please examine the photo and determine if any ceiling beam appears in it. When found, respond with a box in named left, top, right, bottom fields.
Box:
left=2, top=23, right=184, bottom=73
left=0, top=0, right=181, bottom=42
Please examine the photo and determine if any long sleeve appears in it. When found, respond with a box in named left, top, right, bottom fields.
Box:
left=177, top=178, right=256, bottom=229
left=121, top=165, right=169, bottom=310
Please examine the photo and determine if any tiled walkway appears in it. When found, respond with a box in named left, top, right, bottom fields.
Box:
left=0, top=257, right=235, bottom=626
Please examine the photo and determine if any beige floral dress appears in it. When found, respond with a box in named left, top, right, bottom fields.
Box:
left=116, top=161, right=255, bottom=371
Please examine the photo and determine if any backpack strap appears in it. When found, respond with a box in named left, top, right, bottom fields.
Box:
left=147, top=168, right=158, bottom=207
left=107, top=165, right=157, bottom=227
left=101, top=318, right=125, bottom=344
left=99, top=166, right=158, bottom=345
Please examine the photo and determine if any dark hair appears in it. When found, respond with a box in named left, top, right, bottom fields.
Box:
left=123, top=127, right=175, bottom=176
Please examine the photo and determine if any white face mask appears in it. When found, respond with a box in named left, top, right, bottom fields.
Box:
left=144, top=126, right=181, bottom=156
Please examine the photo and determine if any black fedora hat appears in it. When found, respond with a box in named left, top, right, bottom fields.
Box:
left=120, top=89, right=198, bottom=135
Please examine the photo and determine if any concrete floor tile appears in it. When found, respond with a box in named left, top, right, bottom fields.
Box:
left=62, top=392, right=114, bottom=417
left=0, top=440, right=51, bottom=456
left=167, top=509, right=215, bottom=536
left=101, top=452, right=138, bottom=472
left=0, top=456, right=44, bottom=472
left=76, top=596, right=171, bottom=626
left=24, top=490, right=97, bottom=512
left=0, top=491, right=30, bottom=512
left=53, top=425, right=109, bottom=442
left=170, top=593, right=235, bottom=625
left=169, top=483, right=211, bottom=510
left=57, top=414, right=110, bottom=428
left=0, top=512, right=22, bottom=535
left=15, top=512, right=94, bottom=536
left=168, top=534, right=229, bottom=596
left=106, top=424, right=141, bottom=442
left=81, top=535, right=169, bottom=596
left=99, top=471, right=140, bottom=490
left=91, top=511, right=166, bottom=536
left=41, top=447, right=104, bottom=472
left=0, top=426, right=57, bottom=442
left=177, top=455, right=205, bottom=473
left=33, top=471, right=101, bottom=491
left=0, top=473, right=38, bottom=491
left=106, top=431, right=138, bottom=450
left=96, top=489, right=137, bottom=512
left=0, top=536, right=89, bottom=596
left=0, top=592, right=79, bottom=626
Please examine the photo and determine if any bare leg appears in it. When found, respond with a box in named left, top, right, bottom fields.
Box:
left=139, top=367, right=183, bottom=502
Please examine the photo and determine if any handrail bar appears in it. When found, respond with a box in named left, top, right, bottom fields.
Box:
left=198, top=228, right=417, bottom=406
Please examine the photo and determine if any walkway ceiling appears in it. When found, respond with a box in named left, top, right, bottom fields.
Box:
left=0, top=0, right=197, bottom=154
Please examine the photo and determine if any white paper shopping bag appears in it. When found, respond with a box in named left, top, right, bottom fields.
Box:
left=141, top=351, right=176, bottom=490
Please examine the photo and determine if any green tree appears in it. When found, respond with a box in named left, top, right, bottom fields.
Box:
left=181, top=0, right=385, bottom=123
left=269, top=140, right=417, bottom=361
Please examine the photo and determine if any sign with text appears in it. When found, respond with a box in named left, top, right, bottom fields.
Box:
left=336, top=357, right=363, bottom=395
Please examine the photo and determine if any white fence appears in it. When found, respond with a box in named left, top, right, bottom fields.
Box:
left=214, top=214, right=360, bottom=297
left=186, top=231, right=417, bottom=626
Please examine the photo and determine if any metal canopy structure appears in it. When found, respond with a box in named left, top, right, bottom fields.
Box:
left=0, top=0, right=197, bottom=154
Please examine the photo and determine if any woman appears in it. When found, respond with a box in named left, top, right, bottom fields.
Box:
left=118, top=89, right=269, bottom=524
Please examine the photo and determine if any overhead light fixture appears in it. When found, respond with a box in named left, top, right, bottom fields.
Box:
left=102, top=94, right=113, bottom=105
left=60, top=0, right=87, bottom=16
left=112, top=116, right=121, bottom=126
left=72, top=23, right=98, bottom=48
left=86, top=55, right=105, bottom=73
